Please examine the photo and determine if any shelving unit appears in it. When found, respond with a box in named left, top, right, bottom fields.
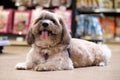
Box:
left=0, top=0, right=75, bottom=46
left=75, top=0, right=120, bottom=43
left=0, top=0, right=120, bottom=45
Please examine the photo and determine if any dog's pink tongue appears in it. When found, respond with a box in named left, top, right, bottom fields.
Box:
left=41, top=31, right=48, bottom=40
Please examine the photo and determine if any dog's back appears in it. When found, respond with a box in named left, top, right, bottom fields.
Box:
left=69, top=38, right=111, bottom=67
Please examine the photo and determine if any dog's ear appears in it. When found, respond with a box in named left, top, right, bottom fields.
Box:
left=59, top=17, right=71, bottom=45
left=26, top=28, right=35, bottom=45
left=26, top=18, right=39, bottom=45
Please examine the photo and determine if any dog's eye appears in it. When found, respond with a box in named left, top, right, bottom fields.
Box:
left=39, top=17, right=43, bottom=20
left=50, top=19, right=56, bottom=23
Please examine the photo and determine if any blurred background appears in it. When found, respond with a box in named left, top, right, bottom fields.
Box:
left=0, top=0, right=120, bottom=48
left=0, top=1, right=120, bottom=80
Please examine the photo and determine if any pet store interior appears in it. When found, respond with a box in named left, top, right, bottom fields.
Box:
left=0, top=0, right=120, bottom=80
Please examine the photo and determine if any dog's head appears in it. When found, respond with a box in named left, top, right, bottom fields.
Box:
left=26, top=11, right=71, bottom=48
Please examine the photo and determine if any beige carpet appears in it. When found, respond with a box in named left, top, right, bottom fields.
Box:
left=0, top=44, right=120, bottom=80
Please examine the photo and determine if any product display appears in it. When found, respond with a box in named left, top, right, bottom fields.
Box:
left=54, top=9, right=72, bottom=32
left=76, top=0, right=103, bottom=9
left=15, top=0, right=32, bottom=7
left=0, top=36, right=10, bottom=47
left=15, top=0, right=71, bottom=8
left=0, top=0, right=120, bottom=43
left=75, top=15, right=84, bottom=37
left=102, top=0, right=113, bottom=8
left=33, top=0, right=51, bottom=7
left=115, top=0, right=120, bottom=8
left=116, top=17, right=120, bottom=37
left=75, top=15, right=103, bottom=38
left=13, top=10, right=31, bottom=35
left=59, top=0, right=72, bottom=7
left=99, top=17, right=115, bottom=38
left=0, top=9, right=13, bottom=33
left=51, top=0, right=60, bottom=7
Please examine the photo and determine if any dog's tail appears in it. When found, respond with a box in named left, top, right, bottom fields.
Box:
left=98, top=44, right=112, bottom=65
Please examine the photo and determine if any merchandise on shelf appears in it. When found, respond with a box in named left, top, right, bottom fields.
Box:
left=76, top=0, right=103, bottom=10
left=75, top=15, right=103, bottom=38
left=0, top=9, right=13, bottom=33
left=99, top=17, right=115, bottom=39
left=14, top=0, right=72, bottom=8
left=0, top=36, right=10, bottom=46
left=12, top=10, right=31, bottom=35
left=116, top=17, right=120, bottom=37
left=33, top=0, right=51, bottom=7
left=51, top=0, right=60, bottom=7
left=15, top=0, right=32, bottom=7
left=52, top=0, right=72, bottom=7
left=115, top=0, right=120, bottom=8
left=54, top=9, right=72, bottom=32
left=59, top=0, right=72, bottom=7
left=102, top=0, right=113, bottom=9
left=75, top=15, right=84, bottom=37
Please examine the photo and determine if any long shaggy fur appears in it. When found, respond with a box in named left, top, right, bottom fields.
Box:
left=15, top=11, right=111, bottom=71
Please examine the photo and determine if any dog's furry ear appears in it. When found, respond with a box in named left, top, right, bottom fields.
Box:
left=26, top=18, right=39, bottom=45
left=59, top=17, right=71, bottom=45
left=26, top=28, right=35, bottom=45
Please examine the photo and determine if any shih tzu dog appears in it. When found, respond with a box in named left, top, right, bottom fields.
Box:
left=15, top=11, right=111, bottom=71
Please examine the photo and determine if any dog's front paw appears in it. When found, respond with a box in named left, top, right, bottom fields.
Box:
left=15, top=63, right=27, bottom=70
left=34, top=65, right=47, bottom=71
left=34, top=64, right=58, bottom=71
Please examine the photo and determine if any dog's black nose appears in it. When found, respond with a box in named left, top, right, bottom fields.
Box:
left=42, top=22, right=49, bottom=27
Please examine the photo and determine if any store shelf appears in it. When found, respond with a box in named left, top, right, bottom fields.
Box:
left=77, top=8, right=120, bottom=14
left=95, top=9, right=120, bottom=13
left=9, top=40, right=28, bottom=46
left=81, top=36, right=103, bottom=43
left=106, top=40, right=120, bottom=44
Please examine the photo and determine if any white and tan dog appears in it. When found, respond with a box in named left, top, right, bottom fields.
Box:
left=15, top=11, right=111, bottom=71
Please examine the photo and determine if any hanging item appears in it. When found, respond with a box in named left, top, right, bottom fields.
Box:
left=13, top=10, right=31, bottom=35
left=0, top=9, right=13, bottom=33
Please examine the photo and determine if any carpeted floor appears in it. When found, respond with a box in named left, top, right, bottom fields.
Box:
left=0, top=44, right=120, bottom=80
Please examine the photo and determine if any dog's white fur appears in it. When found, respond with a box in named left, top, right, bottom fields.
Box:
left=15, top=11, right=111, bottom=71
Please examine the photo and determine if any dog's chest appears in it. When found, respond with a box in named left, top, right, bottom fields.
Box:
left=34, top=49, right=50, bottom=64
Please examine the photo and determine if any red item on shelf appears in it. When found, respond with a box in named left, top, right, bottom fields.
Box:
left=116, top=17, right=120, bottom=37
left=12, top=10, right=31, bottom=35
left=0, top=9, right=13, bottom=33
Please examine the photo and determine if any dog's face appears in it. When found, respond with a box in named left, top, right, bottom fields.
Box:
left=27, top=11, right=71, bottom=48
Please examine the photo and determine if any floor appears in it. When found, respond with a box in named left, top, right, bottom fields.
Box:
left=0, top=44, right=120, bottom=80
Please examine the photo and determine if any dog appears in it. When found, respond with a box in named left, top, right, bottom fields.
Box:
left=15, top=11, right=111, bottom=71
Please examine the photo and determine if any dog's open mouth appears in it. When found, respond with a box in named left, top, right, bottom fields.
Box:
left=39, top=30, right=54, bottom=40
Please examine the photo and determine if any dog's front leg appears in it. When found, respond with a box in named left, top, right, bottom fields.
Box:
left=34, top=56, right=74, bottom=71
left=15, top=48, right=35, bottom=70
left=15, top=59, right=34, bottom=70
